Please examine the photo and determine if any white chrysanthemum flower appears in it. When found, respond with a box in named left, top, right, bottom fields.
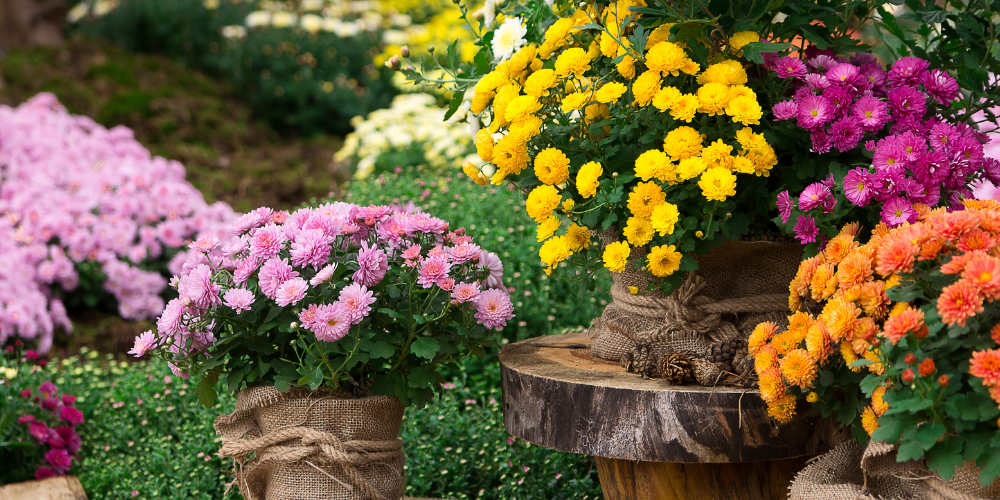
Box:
left=221, top=25, right=247, bottom=39
left=300, top=14, right=323, bottom=33
left=301, top=0, right=324, bottom=11
left=492, top=17, right=527, bottom=61
left=246, top=11, right=271, bottom=28
left=271, top=11, right=297, bottom=28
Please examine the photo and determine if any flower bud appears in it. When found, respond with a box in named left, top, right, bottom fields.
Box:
left=904, top=353, right=917, bottom=365
left=914, top=325, right=929, bottom=339
left=400, top=45, right=410, bottom=58
left=901, top=368, right=915, bottom=383
left=938, top=374, right=949, bottom=387
left=918, top=358, right=936, bottom=377
left=428, top=45, right=436, bottom=54
left=806, top=392, right=818, bottom=403
left=290, top=322, right=299, bottom=329
left=385, top=55, right=402, bottom=71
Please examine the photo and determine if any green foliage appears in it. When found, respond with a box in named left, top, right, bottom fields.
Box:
left=344, top=169, right=610, bottom=342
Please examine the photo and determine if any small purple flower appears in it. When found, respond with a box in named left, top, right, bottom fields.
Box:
left=774, top=56, right=808, bottom=79
left=772, top=100, right=798, bottom=121
left=798, top=182, right=832, bottom=211
left=793, top=215, right=819, bottom=244
left=776, top=190, right=793, bottom=224
left=829, top=115, right=863, bottom=152
left=797, top=95, right=833, bottom=129
left=887, top=85, right=927, bottom=118
left=852, top=95, right=889, bottom=132
left=223, top=288, right=255, bottom=313
left=843, top=168, right=878, bottom=206
left=888, top=56, right=930, bottom=87
left=881, top=197, right=917, bottom=226
left=920, top=68, right=959, bottom=105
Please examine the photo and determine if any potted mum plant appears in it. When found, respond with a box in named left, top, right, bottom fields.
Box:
left=132, top=202, right=514, bottom=500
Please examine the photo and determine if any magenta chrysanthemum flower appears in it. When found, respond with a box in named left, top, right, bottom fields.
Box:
left=310, top=303, right=351, bottom=342
left=798, top=182, right=831, bottom=211
left=59, top=406, right=84, bottom=427
left=825, top=63, right=861, bottom=87
left=309, top=263, right=338, bottom=286
left=290, top=228, right=332, bottom=270
left=45, top=448, right=72, bottom=473
left=821, top=86, right=852, bottom=114
left=921, top=68, right=959, bottom=105
left=18, top=414, right=35, bottom=424
left=223, top=288, right=255, bottom=313
left=887, top=85, right=927, bottom=118
left=354, top=241, right=388, bottom=287
left=807, top=54, right=836, bottom=72
left=258, top=257, right=298, bottom=299
left=797, top=95, right=833, bottom=129
left=451, top=281, right=481, bottom=304
left=859, top=63, right=887, bottom=89
left=418, top=256, right=452, bottom=289
left=881, top=197, right=917, bottom=226
left=474, top=289, right=515, bottom=330
left=930, top=122, right=960, bottom=150
left=275, top=278, right=308, bottom=307
left=29, top=421, right=50, bottom=441
left=35, top=467, right=56, bottom=480
left=852, top=95, right=889, bottom=132
left=843, top=168, right=878, bottom=206
left=772, top=100, right=798, bottom=120
left=810, top=129, right=833, bottom=154
left=56, top=426, right=81, bottom=454
left=248, top=224, right=286, bottom=261
left=888, top=56, right=930, bottom=86
left=776, top=190, right=793, bottom=224
left=178, top=264, right=221, bottom=309
left=829, top=115, right=863, bottom=152
left=479, top=251, right=504, bottom=288
left=897, top=131, right=928, bottom=161
left=61, top=394, right=76, bottom=406
left=851, top=53, right=878, bottom=66
left=39, top=381, right=57, bottom=395
left=954, top=135, right=985, bottom=168
left=793, top=215, right=819, bottom=244
left=338, top=283, right=376, bottom=324
left=774, top=56, right=808, bottom=79
left=448, top=243, right=482, bottom=265
left=873, top=139, right=908, bottom=171
left=128, top=330, right=157, bottom=358
left=804, top=73, right=830, bottom=90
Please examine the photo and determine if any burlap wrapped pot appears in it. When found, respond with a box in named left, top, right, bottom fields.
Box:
left=214, top=386, right=405, bottom=500
left=790, top=439, right=1000, bottom=500
left=589, top=229, right=803, bottom=381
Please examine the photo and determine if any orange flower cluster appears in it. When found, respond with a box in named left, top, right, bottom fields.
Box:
left=756, top=200, right=1000, bottom=425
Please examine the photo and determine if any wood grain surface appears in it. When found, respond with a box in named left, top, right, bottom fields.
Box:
left=500, top=331, right=842, bottom=463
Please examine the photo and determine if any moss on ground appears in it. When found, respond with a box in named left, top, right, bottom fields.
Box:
left=0, top=37, right=348, bottom=213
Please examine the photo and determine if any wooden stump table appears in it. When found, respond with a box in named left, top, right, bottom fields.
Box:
left=499, top=331, right=843, bottom=500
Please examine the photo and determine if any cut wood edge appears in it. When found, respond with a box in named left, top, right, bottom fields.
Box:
left=0, top=475, right=88, bottom=500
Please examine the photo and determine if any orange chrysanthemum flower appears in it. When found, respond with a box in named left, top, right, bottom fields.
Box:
left=864, top=349, right=885, bottom=375
left=941, top=251, right=983, bottom=275
left=757, top=367, right=786, bottom=404
left=856, top=317, right=878, bottom=342
left=837, top=250, right=874, bottom=290
left=882, top=306, right=924, bottom=345
left=989, top=385, right=1000, bottom=405
left=810, top=263, right=839, bottom=302
left=824, top=233, right=858, bottom=265
left=861, top=406, right=879, bottom=436
left=969, top=349, right=1000, bottom=386
left=822, top=298, right=862, bottom=342
left=858, top=281, right=890, bottom=319
left=957, top=229, right=998, bottom=253
left=839, top=222, right=860, bottom=237
left=875, top=236, right=918, bottom=277
left=780, top=348, right=818, bottom=389
left=992, top=323, right=1000, bottom=345
left=791, top=255, right=824, bottom=298
left=748, top=321, right=779, bottom=357
left=787, top=311, right=814, bottom=336
left=754, top=344, right=779, bottom=372
left=912, top=203, right=932, bottom=221
left=918, top=239, right=946, bottom=261
left=928, top=209, right=980, bottom=242
left=938, top=279, right=985, bottom=327
left=962, top=253, right=1000, bottom=301
left=767, top=394, right=797, bottom=423
left=841, top=342, right=861, bottom=372
left=805, top=320, right=833, bottom=363
left=871, top=385, right=889, bottom=416
left=772, top=330, right=801, bottom=356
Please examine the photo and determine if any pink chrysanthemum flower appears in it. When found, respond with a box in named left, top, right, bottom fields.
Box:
left=873, top=139, right=908, bottom=171
left=920, top=68, right=959, bottom=105
left=298, top=303, right=321, bottom=329
left=157, top=298, right=186, bottom=335
left=887, top=86, right=927, bottom=118
left=178, top=264, right=221, bottom=309
left=881, top=197, right=917, bottom=226
left=221, top=235, right=248, bottom=257
left=428, top=245, right=448, bottom=258
left=776, top=190, right=793, bottom=224
left=231, top=212, right=265, bottom=234
left=825, top=63, right=861, bottom=87
left=272, top=210, right=290, bottom=224
left=301, top=213, right=340, bottom=239
left=772, top=100, right=798, bottom=121
left=859, top=63, right=888, bottom=88
left=258, top=257, right=298, bottom=299
left=829, top=116, right=863, bottom=152
left=448, top=243, right=482, bottom=265
left=479, top=251, right=504, bottom=288
left=354, top=205, right=394, bottom=226
left=401, top=244, right=422, bottom=261
left=474, top=289, right=515, bottom=330
left=810, top=130, right=832, bottom=154
left=451, top=281, right=481, bottom=304
left=232, top=258, right=259, bottom=285
left=309, top=263, right=338, bottom=286
left=888, top=56, right=930, bottom=87
left=774, top=56, right=808, bottom=79
left=796, top=95, right=833, bottom=129
left=793, top=215, right=819, bottom=244
left=418, top=256, right=452, bottom=288
left=804, top=73, right=830, bottom=90
left=807, top=54, right=836, bottom=72
left=310, top=303, right=351, bottom=341
left=798, top=182, right=832, bottom=211
left=338, top=283, right=376, bottom=324
left=407, top=213, right=449, bottom=234
left=275, top=278, right=308, bottom=307
left=843, top=168, right=878, bottom=206
left=930, top=122, right=960, bottom=150
left=223, top=288, right=255, bottom=313
left=35, top=467, right=56, bottom=480
left=45, top=448, right=72, bottom=474
left=189, top=236, right=219, bottom=253
left=354, top=241, right=388, bottom=287
left=29, top=421, right=50, bottom=442
left=128, top=330, right=157, bottom=358
left=248, top=224, right=287, bottom=262
left=290, top=228, right=332, bottom=270
left=852, top=95, right=889, bottom=132
left=438, top=278, right=456, bottom=291
left=897, top=131, right=928, bottom=162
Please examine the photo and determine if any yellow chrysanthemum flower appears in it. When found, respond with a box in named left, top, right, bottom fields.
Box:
left=806, top=392, right=819, bottom=403
left=627, top=181, right=666, bottom=218
left=536, top=215, right=560, bottom=242
left=489, top=84, right=521, bottom=132
left=872, top=386, right=889, bottom=416
left=623, top=217, right=654, bottom=246
left=617, top=54, right=637, bottom=80
left=508, top=115, right=543, bottom=140
left=541, top=17, right=575, bottom=54
left=576, top=161, right=602, bottom=198
left=676, top=156, right=707, bottom=180
left=729, top=31, right=759, bottom=53
left=650, top=202, right=679, bottom=236
left=681, top=58, right=700, bottom=75
left=539, top=235, right=573, bottom=275
left=767, top=394, right=797, bottom=423
left=504, top=95, right=542, bottom=123
left=561, top=91, right=591, bottom=113
left=697, top=59, right=748, bottom=85
left=744, top=143, right=778, bottom=176
left=861, top=407, right=879, bottom=436
left=647, top=244, right=682, bottom=277
left=561, top=198, right=575, bottom=213
left=554, top=47, right=592, bottom=78
left=525, top=185, right=562, bottom=222
left=584, top=103, right=609, bottom=124
left=566, top=223, right=592, bottom=251
left=596, top=81, right=628, bottom=103
left=475, top=129, right=494, bottom=163
left=732, top=156, right=755, bottom=174
left=644, top=23, right=674, bottom=50
left=651, top=86, right=682, bottom=112
left=634, top=149, right=673, bottom=182
left=701, top=139, right=735, bottom=171
left=735, top=127, right=767, bottom=150
left=696, top=82, right=730, bottom=115
left=780, top=348, right=818, bottom=389
left=757, top=367, right=786, bottom=404
left=727, top=84, right=756, bottom=102
left=603, top=241, right=631, bottom=272
left=646, top=41, right=687, bottom=76
left=492, top=133, right=529, bottom=179
left=726, top=94, right=763, bottom=125
left=698, top=167, right=737, bottom=201
left=523, top=69, right=559, bottom=97
left=669, top=94, right=699, bottom=122
left=806, top=320, right=832, bottom=363
left=632, top=70, right=661, bottom=106
left=462, top=161, right=489, bottom=186
left=663, top=126, right=704, bottom=161
left=533, top=147, right=571, bottom=186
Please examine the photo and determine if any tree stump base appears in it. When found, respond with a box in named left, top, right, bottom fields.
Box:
left=499, top=332, right=844, bottom=500
left=0, top=475, right=88, bottom=500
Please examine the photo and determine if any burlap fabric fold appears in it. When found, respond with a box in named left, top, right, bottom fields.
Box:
left=790, top=439, right=1000, bottom=500
left=214, top=386, right=405, bottom=500
left=589, top=230, right=803, bottom=375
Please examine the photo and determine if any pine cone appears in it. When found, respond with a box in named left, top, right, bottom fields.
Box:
left=619, top=351, right=634, bottom=371
left=706, top=337, right=745, bottom=365
left=690, top=357, right=722, bottom=386
left=632, top=344, right=657, bottom=379
left=657, top=351, right=693, bottom=385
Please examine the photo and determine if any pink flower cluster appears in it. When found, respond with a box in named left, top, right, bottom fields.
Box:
left=769, top=51, right=998, bottom=237
left=142, top=202, right=513, bottom=364
left=17, top=381, right=84, bottom=479
left=0, top=93, right=238, bottom=352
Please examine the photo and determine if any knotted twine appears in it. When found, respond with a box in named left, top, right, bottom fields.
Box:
left=589, top=231, right=804, bottom=377
left=214, top=386, right=405, bottom=500
left=790, top=439, right=1000, bottom=500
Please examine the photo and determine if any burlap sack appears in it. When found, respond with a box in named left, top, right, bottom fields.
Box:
left=214, top=386, right=405, bottom=500
left=790, top=439, right=1000, bottom=500
left=590, top=229, right=803, bottom=375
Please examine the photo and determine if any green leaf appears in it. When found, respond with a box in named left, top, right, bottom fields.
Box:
left=412, top=313, right=427, bottom=324
left=262, top=306, right=282, bottom=325
left=369, top=341, right=395, bottom=359
left=443, top=89, right=467, bottom=121
left=979, top=447, right=1000, bottom=487
left=410, top=337, right=441, bottom=360
left=927, top=438, right=965, bottom=481
left=309, top=365, right=324, bottom=390
left=886, top=282, right=923, bottom=302
left=274, top=378, right=291, bottom=393
left=740, top=41, right=795, bottom=63
left=407, top=368, right=435, bottom=388
left=379, top=307, right=405, bottom=321
left=195, top=374, right=218, bottom=408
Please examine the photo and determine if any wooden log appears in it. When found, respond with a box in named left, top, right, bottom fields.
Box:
left=595, top=456, right=808, bottom=500
left=500, top=331, right=842, bottom=463
left=0, top=475, right=88, bottom=500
